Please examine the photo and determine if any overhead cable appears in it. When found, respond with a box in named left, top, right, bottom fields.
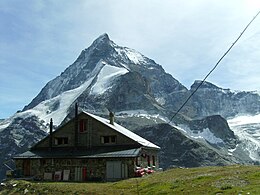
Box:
left=169, top=10, right=260, bottom=123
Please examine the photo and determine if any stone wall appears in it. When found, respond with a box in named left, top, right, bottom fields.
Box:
left=15, top=157, right=135, bottom=181
left=137, top=148, right=159, bottom=168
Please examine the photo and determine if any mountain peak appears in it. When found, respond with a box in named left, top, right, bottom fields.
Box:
left=91, top=33, right=112, bottom=48
left=97, top=33, right=110, bottom=41
left=191, top=80, right=222, bottom=90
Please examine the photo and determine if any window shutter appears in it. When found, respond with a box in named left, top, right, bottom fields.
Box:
left=79, top=119, right=88, bottom=132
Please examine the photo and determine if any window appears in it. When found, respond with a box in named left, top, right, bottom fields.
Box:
left=54, top=137, right=69, bottom=145
left=101, top=136, right=116, bottom=144
left=111, top=136, right=116, bottom=143
left=79, top=119, right=88, bottom=133
left=104, top=136, right=110, bottom=143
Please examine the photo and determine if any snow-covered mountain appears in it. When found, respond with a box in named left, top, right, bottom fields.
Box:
left=0, top=33, right=259, bottom=179
left=17, top=34, right=185, bottom=127
left=228, top=114, right=260, bottom=162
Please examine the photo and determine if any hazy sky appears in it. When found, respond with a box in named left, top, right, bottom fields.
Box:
left=0, top=0, right=260, bottom=119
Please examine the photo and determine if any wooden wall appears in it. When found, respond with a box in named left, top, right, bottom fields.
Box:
left=35, top=113, right=139, bottom=149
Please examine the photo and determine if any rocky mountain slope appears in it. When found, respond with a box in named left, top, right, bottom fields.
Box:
left=0, top=33, right=259, bottom=180
left=189, top=81, right=259, bottom=118
left=134, top=123, right=235, bottom=168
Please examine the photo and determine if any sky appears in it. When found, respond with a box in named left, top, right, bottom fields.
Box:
left=0, top=0, right=260, bottom=119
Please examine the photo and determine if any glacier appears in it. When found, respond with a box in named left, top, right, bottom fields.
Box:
left=228, top=114, right=260, bottom=161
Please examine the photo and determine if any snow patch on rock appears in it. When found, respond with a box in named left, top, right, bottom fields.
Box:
left=174, top=124, right=224, bottom=144
left=155, top=97, right=166, bottom=105
left=0, top=120, right=11, bottom=132
left=115, top=47, right=145, bottom=64
left=117, top=110, right=168, bottom=123
left=21, top=76, right=95, bottom=127
left=90, top=63, right=129, bottom=95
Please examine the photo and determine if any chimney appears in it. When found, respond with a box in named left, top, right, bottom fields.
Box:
left=74, top=103, right=79, bottom=148
left=109, top=112, right=114, bottom=125
left=49, top=118, right=53, bottom=149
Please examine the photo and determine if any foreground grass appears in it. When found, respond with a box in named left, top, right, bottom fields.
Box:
left=1, top=165, right=260, bottom=194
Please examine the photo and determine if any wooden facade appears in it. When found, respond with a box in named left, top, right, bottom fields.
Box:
left=14, top=110, right=160, bottom=181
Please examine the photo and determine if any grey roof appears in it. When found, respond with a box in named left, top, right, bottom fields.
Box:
left=14, top=147, right=142, bottom=159
left=85, top=111, right=160, bottom=149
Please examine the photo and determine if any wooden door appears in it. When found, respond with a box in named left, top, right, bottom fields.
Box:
left=23, top=159, right=31, bottom=176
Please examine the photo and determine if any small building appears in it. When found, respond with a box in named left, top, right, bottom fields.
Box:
left=13, top=106, right=160, bottom=181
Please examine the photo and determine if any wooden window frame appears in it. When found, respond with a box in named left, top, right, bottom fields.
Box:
left=100, top=136, right=117, bottom=144
left=54, top=137, right=69, bottom=145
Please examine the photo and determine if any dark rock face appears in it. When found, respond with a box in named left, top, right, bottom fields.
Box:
left=134, top=123, right=232, bottom=169
left=188, top=115, right=237, bottom=146
left=0, top=116, right=47, bottom=180
left=76, top=71, right=159, bottom=113
left=106, top=72, right=160, bottom=112
left=181, top=81, right=260, bottom=118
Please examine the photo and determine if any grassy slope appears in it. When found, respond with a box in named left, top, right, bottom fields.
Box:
left=1, top=165, right=260, bottom=195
